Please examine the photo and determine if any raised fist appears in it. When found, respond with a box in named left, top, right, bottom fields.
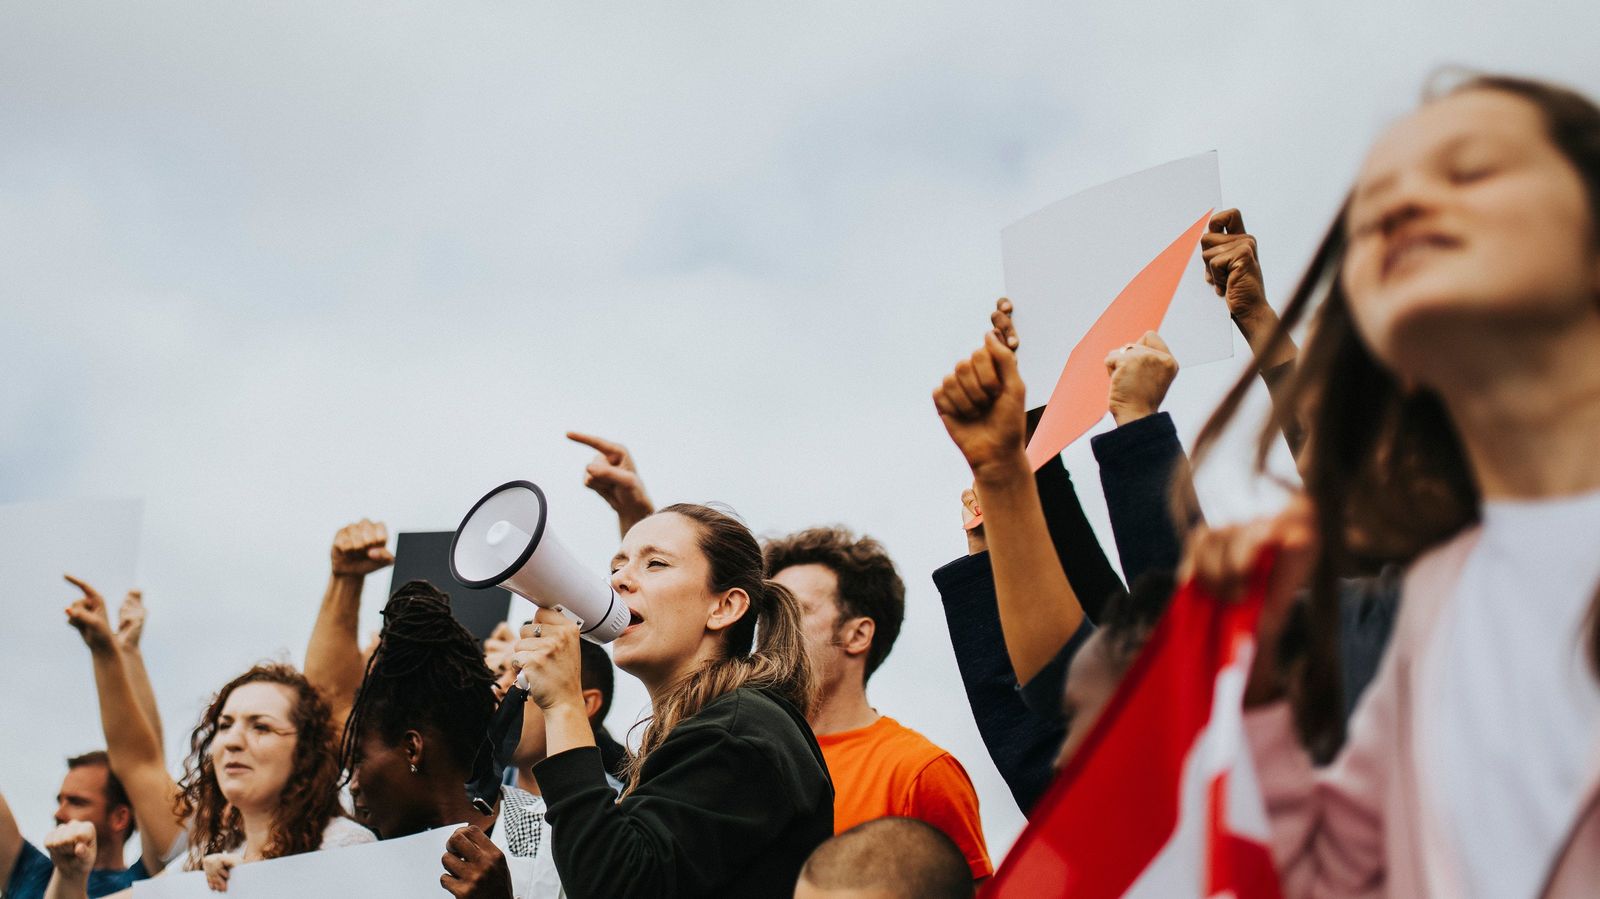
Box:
left=1104, top=331, right=1179, bottom=426
left=331, top=519, right=394, bottom=577
left=1201, top=209, right=1268, bottom=321
left=44, top=819, right=97, bottom=880
left=933, top=300, right=1028, bottom=483
left=115, top=589, right=147, bottom=651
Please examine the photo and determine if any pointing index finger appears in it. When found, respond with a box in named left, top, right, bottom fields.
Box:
left=566, top=431, right=625, bottom=464
left=63, top=574, right=101, bottom=599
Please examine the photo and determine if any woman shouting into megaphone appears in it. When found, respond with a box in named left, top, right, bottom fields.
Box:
left=512, top=503, right=834, bottom=899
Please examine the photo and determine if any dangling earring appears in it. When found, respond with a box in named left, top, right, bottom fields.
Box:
left=409, top=763, right=419, bottom=774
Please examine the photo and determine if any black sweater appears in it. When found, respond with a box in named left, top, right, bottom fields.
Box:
left=534, top=686, right=834, bottom=899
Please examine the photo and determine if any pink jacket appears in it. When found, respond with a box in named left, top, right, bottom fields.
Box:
left=1246, top=527, right=1600, bottom=897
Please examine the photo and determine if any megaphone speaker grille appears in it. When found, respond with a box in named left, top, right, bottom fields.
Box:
left=450, top=481, right=549, bottom=588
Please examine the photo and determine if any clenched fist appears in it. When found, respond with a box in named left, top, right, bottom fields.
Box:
left=44, top=819, right=97, bottom=881
left=1201, top=209, right=1268, bottom=321
left=933, top=300, right=1029, bottom=484
left=1104, top=331, right=1179, bottom=426
left=331, top=519, right=393, bottom=578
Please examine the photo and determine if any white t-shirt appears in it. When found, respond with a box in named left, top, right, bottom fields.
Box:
left=164, top=815, right=377, bottom=870
left=1421, top=489, right=1600, bottom=898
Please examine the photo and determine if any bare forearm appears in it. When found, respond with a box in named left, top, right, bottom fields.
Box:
left=615, top=501, right=654, bottom=539
left=44, top=869, right=90, bottom=899
left=1235, top=305, right=1306, bottom=457
left=975, top=453, right=1086, bottom=685
left=1234, top=304, right=1298, bottom=372
left=305, top=573, right=366, bottom=731
left=0, top=790, right=22, bottom=889
left=542, top=700, right=598, bottom=759
left=91, top=648, right=162, bottom=772
left=121, top=647, right=165, bottom=756
left=89, top=647, right=182, bottom=863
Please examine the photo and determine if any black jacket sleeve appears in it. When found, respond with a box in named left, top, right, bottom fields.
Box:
left=534, top=698, right=817, bottom=899
left=933, top=552, right=1078, bottom=814
left=1089, top=411, right=1197, bottom=586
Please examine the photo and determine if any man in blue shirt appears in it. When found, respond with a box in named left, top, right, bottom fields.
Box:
left=1, top=752, right=149, bottom=898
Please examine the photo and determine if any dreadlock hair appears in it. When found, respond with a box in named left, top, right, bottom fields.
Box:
left=623, top=504, right=814, bottom=794
left=339, top=581, right=497, bottom=781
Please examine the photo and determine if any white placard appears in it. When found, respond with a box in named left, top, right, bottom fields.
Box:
left=1003, top=151, right=1232, bottom=404
left=0, top=497, right=143, bottom=848
left=133, top=825, right=462, bottom=898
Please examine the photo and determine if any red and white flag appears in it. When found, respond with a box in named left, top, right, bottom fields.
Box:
left=984, top=557, right=1283, bottom=898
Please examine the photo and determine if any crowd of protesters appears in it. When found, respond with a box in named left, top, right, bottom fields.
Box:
left=3, top=70, right=1599, bottom=898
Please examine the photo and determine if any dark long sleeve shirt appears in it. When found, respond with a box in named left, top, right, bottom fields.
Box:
left=534, top=687, right=833, bottom=899
left=934, top=413, right=1190, bottom=812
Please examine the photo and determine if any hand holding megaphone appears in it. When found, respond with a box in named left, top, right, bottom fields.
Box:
left=450, top=481, right=631, bottom=691
left=509, top=608, right=589, bottom=711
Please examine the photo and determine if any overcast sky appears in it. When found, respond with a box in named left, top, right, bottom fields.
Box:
left=5, top=0, right=1599, bottom=860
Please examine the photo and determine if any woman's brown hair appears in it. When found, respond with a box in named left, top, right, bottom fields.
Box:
left=1189, top=73, right=1600, bottom=761
left=175, top=662, right=345, bottom=865
left=622, top=503, right=814, bottom=793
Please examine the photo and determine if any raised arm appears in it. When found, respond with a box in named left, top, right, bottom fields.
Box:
left=1091, top=330, right=1198, bottom=582
left=0, top=785, right=23, bottom=891
left=63, top=575, right=184, bottom=871
left=304, top=519, right=393, bottom=742
left=42, top=821, right=95, bottom=899
left=112, top=590, right=164, bottom=756
left=933, top=306, right=1083, bottom=685
left=1202, top=208, right=1305, bottom=456
left=567, top=432, right=655, bottom=537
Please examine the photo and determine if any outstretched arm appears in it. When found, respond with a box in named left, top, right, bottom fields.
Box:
left=304, top=519, right=393, bottom=743
left=1202, top=208, right=1304, bottom=456
left=933, top=304, right=1084, bottom=685
left=63, top=576, right=184, bottom=871
left=567, top=432, right=655, bottom=537
left=113, top=590, right=164, bottom=757
left=0, top=786, right=23, bottom=891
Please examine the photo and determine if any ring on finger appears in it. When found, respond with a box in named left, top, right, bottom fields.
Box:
left=532, top=625, right=543, bottom=638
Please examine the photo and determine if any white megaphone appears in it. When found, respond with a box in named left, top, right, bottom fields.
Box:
left=450, top=481, right=630, bottom=667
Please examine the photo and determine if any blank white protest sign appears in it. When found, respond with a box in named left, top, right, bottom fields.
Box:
left=1002, top=151, right=1233, bottom=409
left=0, top=497, right=143, bottom=847
left=133, top=825, right=465, bottom=898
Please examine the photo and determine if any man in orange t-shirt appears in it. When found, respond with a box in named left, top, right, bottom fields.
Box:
left=766, top=528, right=992, bottom=881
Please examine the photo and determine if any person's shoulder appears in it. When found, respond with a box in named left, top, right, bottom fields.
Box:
left=867, top=716, right=959, bottom=772
left=8, top=839, right=52, bottom=894
left=496, top=784, right=550, bottom=860
left=319, top=815, right=377, bottom=849
left=499, top=783, right=547, bottom=819
left=693, top=686, right=801, bottom=732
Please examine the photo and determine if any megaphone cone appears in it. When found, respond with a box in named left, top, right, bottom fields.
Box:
left=450, top=481, right=629, bottom=643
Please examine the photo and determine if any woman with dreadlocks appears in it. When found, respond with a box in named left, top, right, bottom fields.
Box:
left=340, top=580, right=561, bottom=898
left=511, top=503, right=832, bottom=899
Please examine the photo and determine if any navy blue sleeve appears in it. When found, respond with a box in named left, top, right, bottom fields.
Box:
left=932, top=552, right=1068, bottom=815
left=1089, top=412, right=1198, bottom=586
left=6, top=840, right=51, bottom=899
